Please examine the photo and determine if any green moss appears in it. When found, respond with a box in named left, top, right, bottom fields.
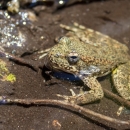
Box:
left=6, top=74, right=16, bottom=83
left=0, top=59, right=16, bottom=83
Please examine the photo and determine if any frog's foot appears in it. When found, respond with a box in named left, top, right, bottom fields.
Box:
left=112, top=62, right=130, bottom=100
left=57, top=88, right=89, bottom=104
left=57, top=77, right=104, bottom=105
left=38, top=48, right=51, bottom=59
left=57, top=89, right=76, bottom=103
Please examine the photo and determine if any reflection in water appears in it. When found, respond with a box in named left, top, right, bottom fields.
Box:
left=0, top=10, right=35, bottom=49
left=0, top=19, right=26, bottom=47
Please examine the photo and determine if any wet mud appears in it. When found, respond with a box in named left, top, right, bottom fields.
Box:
left=0, top=0, right=130, bottom=129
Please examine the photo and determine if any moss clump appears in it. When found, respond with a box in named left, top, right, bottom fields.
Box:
left=0, top=59, right=16, bottom=83
left=6, top=73, right=16, bottom=83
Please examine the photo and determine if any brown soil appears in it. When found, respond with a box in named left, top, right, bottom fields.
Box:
left=0, top=0, right=130, bottom=129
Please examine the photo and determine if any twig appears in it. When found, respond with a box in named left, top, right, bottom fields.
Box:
left=103, top=88, right=130, bottom=108
left=0, top=50, right=39, bottom=71
left=0, top=96, right=130, bottom=126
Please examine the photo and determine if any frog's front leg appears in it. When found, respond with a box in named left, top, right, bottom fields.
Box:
left=38, top=48, right=51, bottom=59
left=58, top=76, right=104, bottom=105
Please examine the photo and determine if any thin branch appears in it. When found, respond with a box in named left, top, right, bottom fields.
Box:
left=0, top=96, right=130, bottom=126
left=103, top=88, right=130, bottom=108
left=0, top=50, right=39, bottom=71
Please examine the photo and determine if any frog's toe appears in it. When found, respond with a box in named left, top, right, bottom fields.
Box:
left=57, top=94, right=70, bottom=100
left=69, top=89, right=76, bottom=96
left=38, top=48, right=51, bottom=59
left=60, top=24, right=79, bottom=32
left=57, top=89, right=77, bottom=103
left=73, top=22, right=86, bottom=30
left=60, top=22, right=86, bottom=33
left=112, top=62, right=130, bottom=100
left=57, top=94, right=77, bottom=104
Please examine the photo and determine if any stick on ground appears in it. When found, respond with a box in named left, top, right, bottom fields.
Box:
left=0, top=96, right=130, bottom=126
left=103, top=88, right=130, bottom=108
left=0, top=50, right=39, bottom=71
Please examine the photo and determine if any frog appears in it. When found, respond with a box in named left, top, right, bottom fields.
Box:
left=20, top=22, right=130, bottom=105
left=0, top=22, right=130, bottom=105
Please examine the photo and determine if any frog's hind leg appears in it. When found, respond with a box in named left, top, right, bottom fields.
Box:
left=60, top=22, right=86, bottom=32
left=112, top=62, right=130, bottom=100
left=60, top=22, right=112, bottom=46
left=60, top=22, right=100, bottom=46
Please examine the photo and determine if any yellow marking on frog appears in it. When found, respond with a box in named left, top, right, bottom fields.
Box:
left=112, top=68, right=117, bottom=75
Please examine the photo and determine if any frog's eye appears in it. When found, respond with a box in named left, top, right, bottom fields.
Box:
left=67, top=51, right=79, bottom=64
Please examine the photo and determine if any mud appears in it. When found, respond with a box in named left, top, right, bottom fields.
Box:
left=0, top=0, right=130, bottom=129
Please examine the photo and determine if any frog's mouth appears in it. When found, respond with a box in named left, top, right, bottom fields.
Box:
left=43, top=55, right=62, bottom=72
left=43, top=54, right=79, bottom=75
left=43, top=55, right=53, bottom=70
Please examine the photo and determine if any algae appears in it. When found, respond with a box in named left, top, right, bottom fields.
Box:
left=0, top=59, right=16, bottom=83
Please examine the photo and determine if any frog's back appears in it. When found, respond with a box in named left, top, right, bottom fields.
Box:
left=48, top=34, right=129, bottom=77
left=66, top=36, right=129, bottom=65
left=55, top=36, right=129, bottom=77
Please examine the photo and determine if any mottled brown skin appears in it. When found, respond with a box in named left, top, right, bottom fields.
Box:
left=42, top=23, right=130, bottom=105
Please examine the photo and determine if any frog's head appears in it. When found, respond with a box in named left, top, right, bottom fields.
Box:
left=44, top=36, right=79, bottom=74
